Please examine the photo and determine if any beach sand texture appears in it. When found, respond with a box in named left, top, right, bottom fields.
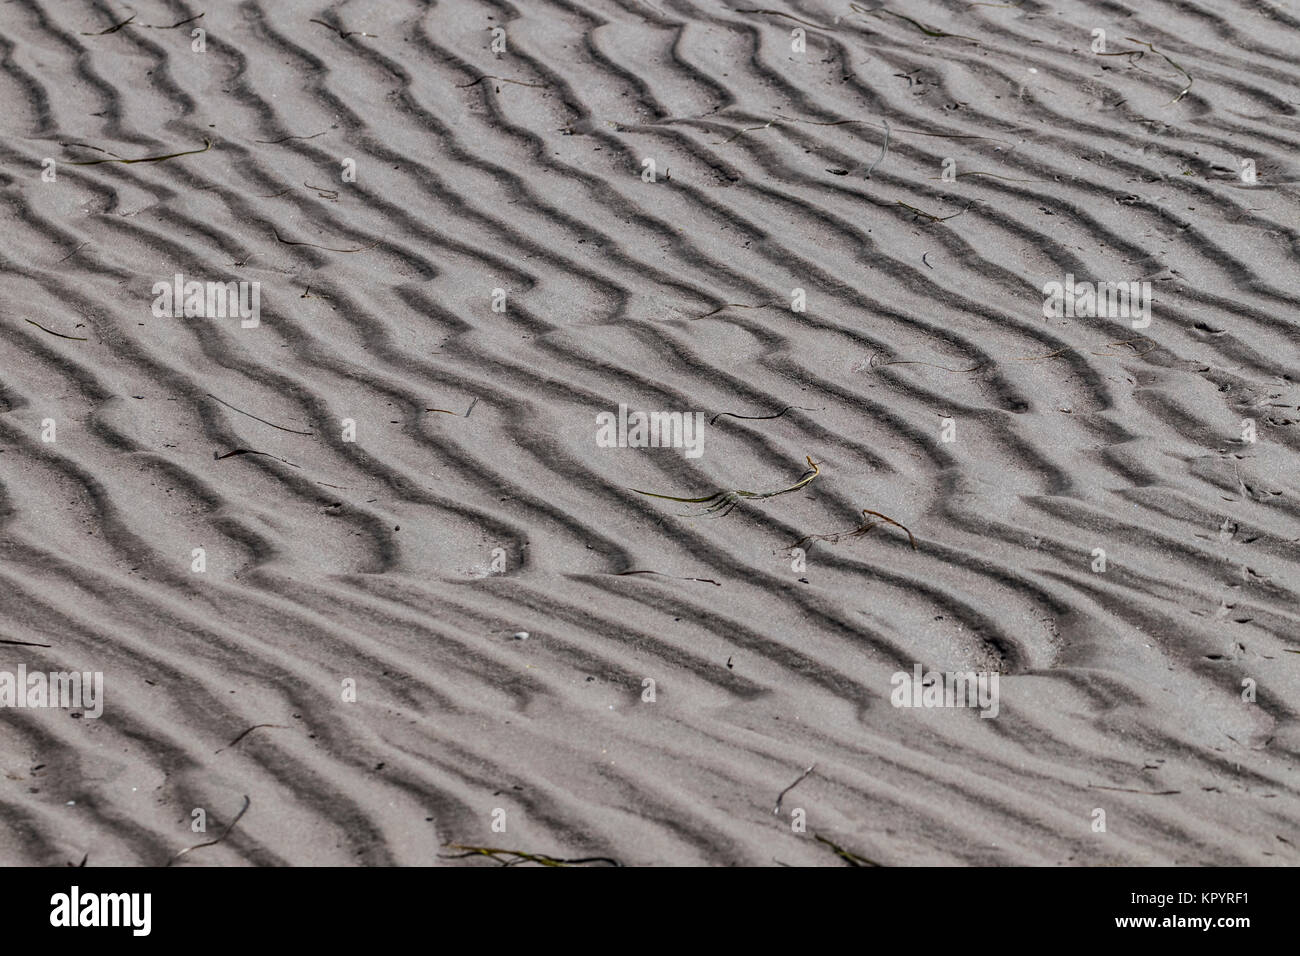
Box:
left=1, top=0, right=1299, bottom=865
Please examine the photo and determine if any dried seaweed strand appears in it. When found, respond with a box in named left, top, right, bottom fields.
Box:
left=215, top=723, right=288, bottom=754
left=715, top=114, right=1013, bottom=149
left=736, top=8, right=833, bottom=29
left=1010, top=347, right=1070, bottom=362
left=426, top=398, right=478, bottom=417
left=60, top=142, right=116, bottom=156
left=166, top=795, right=251, bottom=866
left=941, top=171, right=1047, bottom=183
left=632, top=455, right=820, bottom=518
left=271, top=228, right=378, bottom=253
left=80, top=14, right=135, bottom=35
left=870, top=353, right=982, bottom=373
left=870, top=8, right=979, bottom=41
left=709, top=405, right=818, bottom=426
left=206, top=393, right=313, bottom=435
left=815, top=833, right=882, bottom=866
left=1014, top=338, right=1155, bottom=362
left=897, top=200, right=971, bottom=222
left=457, top=75, right=548, bottom=89
left=253, top=129, right=331, bottom=145
left=1099, top=339, right=1158, bottom=358
left=55, top=241, right=90, bottom=264
left=309, top=18, right=377, bottom=38
left=614, top=570, right=721, bottom=586
left=699, top=301, right=772, bottom=318
left=440, top=844, right=621, bottom=867
left=213, top=448, right=301, bottom=468
left=863, top=119, right=890, bottom=177
left=773, top=764, right=815, bottom=815
left=783, top=115, right=1014, bottom=144
left=66, top=139, right=212, bottom=166
left=788, top=507, right=917, bottom=552
left=714, top=120, right=777, bottom=145
left=1096, top=37, right=1193, bottom=104
left=140, top=13, right=205, bottom=29
left=862, top=509, right=917, bottom=550
left=25, top=319, right=87, bottom=341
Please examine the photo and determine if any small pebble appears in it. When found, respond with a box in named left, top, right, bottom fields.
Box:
left=512, top=631, right=529, bottom=640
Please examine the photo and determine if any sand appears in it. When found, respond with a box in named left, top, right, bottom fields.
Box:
left=1, top=0, right=1298, bottom=866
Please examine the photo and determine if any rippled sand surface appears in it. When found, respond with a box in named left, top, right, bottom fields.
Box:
left=1, top=0, right=1298, bottom=865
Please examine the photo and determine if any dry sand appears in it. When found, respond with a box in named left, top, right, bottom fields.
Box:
left=1, top=0, right=1298, bottom=866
